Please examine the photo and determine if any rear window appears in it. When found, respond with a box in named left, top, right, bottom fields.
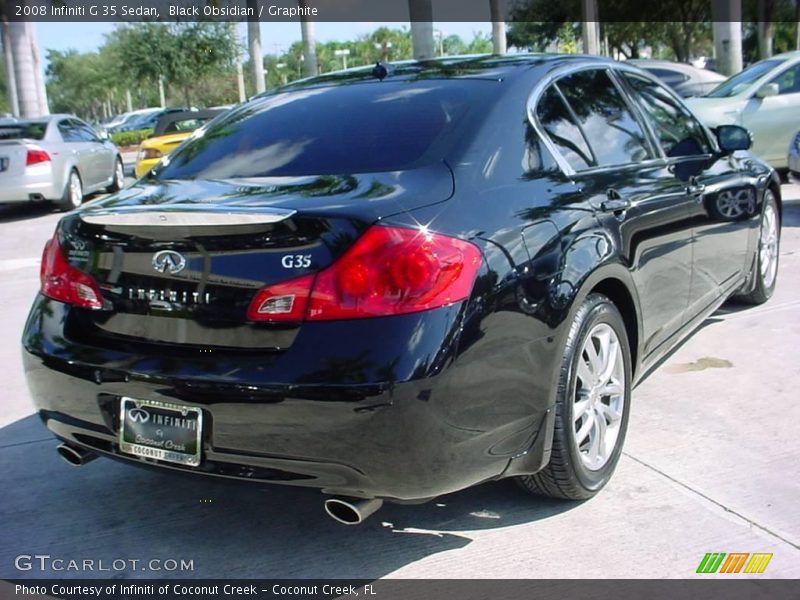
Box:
left=0, top=122, right=47, bottom=140
left=153, top=80, right=493, bottom=179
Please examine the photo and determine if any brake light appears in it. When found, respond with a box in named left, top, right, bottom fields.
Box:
left=40, top=233, right=104, bottom=310
left=247, top=225, right=482, bottom=322
left=26, top=148, right=50, bottom=166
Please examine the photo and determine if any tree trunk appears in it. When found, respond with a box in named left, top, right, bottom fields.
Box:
left=1, top=21, right=20, bottom=117
left=581, top=0, right=601, bottom=55
left=757, top=0, right=775, bottom=58
left=247, top=1, right=265, bottom=94
left=183, top=86, right=191, bottom=108
left=408, top=0, right=435, bottom=59
left=490, top=0, right=507, bottom=54
left=299, top=0, right=318, bottom=77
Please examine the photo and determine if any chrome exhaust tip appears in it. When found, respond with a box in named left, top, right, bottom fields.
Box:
left=324, top=497, right=383, bottom=525
left=56, top=443, right=98, bottom=467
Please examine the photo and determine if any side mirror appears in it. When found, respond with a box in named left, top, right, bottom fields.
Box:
left=716, top=125, right=752, bottom=153
left=756, top=83, right=779, bottom=99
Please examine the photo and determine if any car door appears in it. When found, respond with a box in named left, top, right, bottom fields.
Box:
left=75, top=119, right=115, bottom=187
left=741, top=62, right=800, bottom=166
left=71, top=119, right=112, bottom=189
left=620, top=71, right=754, bottom=316
left=57, top=119, right=92, bottom=183
left=535, top=68, right=697, bottom=358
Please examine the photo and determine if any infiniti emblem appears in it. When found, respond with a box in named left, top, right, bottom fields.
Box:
left=152, top=250, right=186, bottom=275
left=128, top=408, right=150, bottom=424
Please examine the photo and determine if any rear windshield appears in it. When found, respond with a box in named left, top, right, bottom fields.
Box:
left=152, top=80, right=494, bottom=179
left=0, top=122, right=47, bottom=140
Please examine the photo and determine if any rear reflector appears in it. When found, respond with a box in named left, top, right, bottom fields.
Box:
left=247, top=225, right=482, bottom=322
left=26, top=148, right=50, bottom=166
left=40, top=233, right=104, bottom=310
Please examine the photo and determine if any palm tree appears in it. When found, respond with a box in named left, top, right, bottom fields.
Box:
left=490, top=0, right=507, bottom=54
left=408, top=0, right=435, bottom=59
left=247, top=2, right=266, bottom=93
left=298, top=0, right=318, bottom=77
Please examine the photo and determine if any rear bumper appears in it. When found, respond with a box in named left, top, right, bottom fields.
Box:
left=22, top=296, right=558, bottom=501
left=0, top=167, right=61, bottom=203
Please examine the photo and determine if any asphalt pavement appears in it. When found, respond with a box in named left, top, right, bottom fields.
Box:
left=0, top=181, right=798, bottom=579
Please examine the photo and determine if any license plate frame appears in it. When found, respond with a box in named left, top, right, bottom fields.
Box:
left=119, top=398, right=203, bottom=467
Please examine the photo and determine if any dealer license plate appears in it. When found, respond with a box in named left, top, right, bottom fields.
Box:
left=119, top=398, right=202, bottom=466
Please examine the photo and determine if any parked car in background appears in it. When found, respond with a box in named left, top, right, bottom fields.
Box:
left=0, top=115, right=124, bottom=211
left=687, top=51, right=800, bottom=170
left=629, top=59, right=725, bottom=97
left=118, top=107, right=196, bottom=133
left=23, top=56, right=781, bottom=524
left=134, top=109, right=225, bottom=178
left=102, top=108, right=161, bottom=136
left=790, top=129, right=800, bottom=181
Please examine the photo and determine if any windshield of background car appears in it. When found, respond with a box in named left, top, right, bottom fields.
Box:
left=706, top=58, right=786, bottom=97
left=152, top=80, right=494, bottom=179
left=0, top=122, right=47, bottom=140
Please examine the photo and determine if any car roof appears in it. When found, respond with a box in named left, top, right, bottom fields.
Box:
left=275, top=53, right=616, bottom=93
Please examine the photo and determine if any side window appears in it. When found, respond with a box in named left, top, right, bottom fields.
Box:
left=768, top=64, right=800, bottom=95
left=535, top=86, right=593, bottom=171
left=555, top=69, right=652, bottom=167
left=58, top=120, right=80, bottom=142
left=75, top=123, right=100, bottom=142
left=622, top=73, right=711, bottom=157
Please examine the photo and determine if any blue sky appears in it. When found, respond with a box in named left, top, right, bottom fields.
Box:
left=36, top=21, right=493, bottom=60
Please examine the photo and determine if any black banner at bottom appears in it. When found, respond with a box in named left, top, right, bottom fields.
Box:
left=3, top=579, right=800, bottom=600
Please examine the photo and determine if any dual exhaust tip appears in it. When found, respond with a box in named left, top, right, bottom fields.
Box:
left=56, top=443, right=97, bottom=467
left=323, top=497, right=383, bottom=525
left=56, top=443, right=382, bottom=525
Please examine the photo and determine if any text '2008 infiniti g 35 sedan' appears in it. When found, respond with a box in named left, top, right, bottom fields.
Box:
left=22, top=55, right=781, bottom=525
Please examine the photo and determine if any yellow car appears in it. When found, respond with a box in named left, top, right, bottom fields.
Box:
left=134, top=109, right=225, bottom=178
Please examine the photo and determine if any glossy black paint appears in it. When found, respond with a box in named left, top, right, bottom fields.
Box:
left=22, top=55, right=779, bottom=502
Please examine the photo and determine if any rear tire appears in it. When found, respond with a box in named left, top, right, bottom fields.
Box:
left=106, top=158, right=124, bottom=193
left=736, top=190, right=780, bottom=305
left=57, top=170, right=83, bottom=212
left=517, top=294, right=632, bottom=500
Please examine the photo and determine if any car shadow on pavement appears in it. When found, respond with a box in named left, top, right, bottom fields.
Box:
left=0, top=415, right=581, bottom=580
left=0, top=203, right=55, bottom=223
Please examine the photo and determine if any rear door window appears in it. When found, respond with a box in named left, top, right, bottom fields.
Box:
left=555, top=69, right=652, bottom=167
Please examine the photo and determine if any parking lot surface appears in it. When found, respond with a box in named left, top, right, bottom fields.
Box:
left=1, top=182, right=799, bottom=579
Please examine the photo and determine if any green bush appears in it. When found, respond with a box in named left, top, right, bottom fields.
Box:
left=110, top=129, right=154, bottom=147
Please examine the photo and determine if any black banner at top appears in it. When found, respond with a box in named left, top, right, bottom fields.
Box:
left=0, top=0, right=795, bottom=23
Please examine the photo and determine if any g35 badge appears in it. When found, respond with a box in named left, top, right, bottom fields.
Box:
left=281, top=254, right=312, bottom=269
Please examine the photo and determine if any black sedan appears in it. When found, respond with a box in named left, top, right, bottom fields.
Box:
left=22, top=55, right=781, bottom=525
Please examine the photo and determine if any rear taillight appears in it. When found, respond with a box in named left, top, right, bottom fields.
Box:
left=40, top=233, right=104, bottom=310
left=247, top=225, right=482, bottom=322
left=26, top=148, right=50, bottom=166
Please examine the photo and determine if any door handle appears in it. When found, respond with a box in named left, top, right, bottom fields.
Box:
left=600, top=189, right=631, bottom=213
left=686, top=177, right=706, bottom=197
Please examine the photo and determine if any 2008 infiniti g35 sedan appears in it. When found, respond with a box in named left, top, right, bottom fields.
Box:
left=22, top=55, right=781, bottom=525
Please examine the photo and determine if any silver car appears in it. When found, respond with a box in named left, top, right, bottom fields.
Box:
left=790, top=129, right=800, bottom=181
left=0, top=114, right=124, bottom=211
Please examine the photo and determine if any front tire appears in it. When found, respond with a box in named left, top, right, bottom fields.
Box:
left=57, top=169, right=83, bottom=212
left=517, top=294, right=632, bottom=500
left=737, top=190, right=780, bottom=305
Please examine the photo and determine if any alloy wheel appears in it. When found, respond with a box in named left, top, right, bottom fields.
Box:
left=759, top=199, right=779, bottom=290
left=69, top=173, right=82, bottom=208
left=573, top=323, right=626, bottom=471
